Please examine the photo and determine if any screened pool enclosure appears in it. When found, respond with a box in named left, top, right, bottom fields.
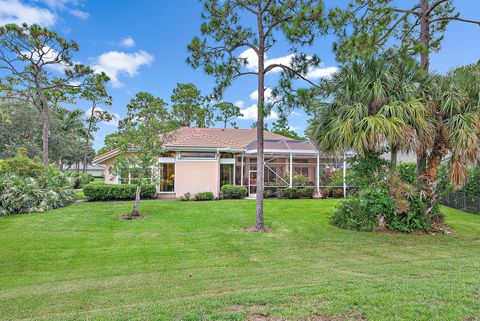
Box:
left=219, top=139, right=350, bottom=197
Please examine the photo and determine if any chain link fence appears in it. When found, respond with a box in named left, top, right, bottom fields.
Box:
left=440, top=192, right=480, bottom=215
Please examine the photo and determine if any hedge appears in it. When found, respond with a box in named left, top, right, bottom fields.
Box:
left=277, top=187, right=315, bottom=199
left=194, top=191, right=214, bottom=201
left=220, top=184, right=247, bottom=199
left=83, top=184, right=156, bottom=201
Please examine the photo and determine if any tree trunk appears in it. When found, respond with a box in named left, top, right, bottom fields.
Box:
left=416, top=0, right=431, bottom=178
left=422, top=121, right=448, bottom=216
left=83, top=105, right=95, bottom=173
left=255, top=10, right=265, bottom=231
left=390, top=147, right=398, bottom=170
left=132, top=185, right=141, bottom=216
left=41, top=106, right=50, bottom=166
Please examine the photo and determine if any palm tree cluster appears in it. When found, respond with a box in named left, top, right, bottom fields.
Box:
left=313, top=56, right=480, bottom=221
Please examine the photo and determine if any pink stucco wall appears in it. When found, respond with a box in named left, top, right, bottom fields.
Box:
left=174, top=160, right=219, bottom=198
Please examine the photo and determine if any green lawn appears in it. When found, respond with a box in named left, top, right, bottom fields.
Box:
left=0, top=200, right=479, bottom=321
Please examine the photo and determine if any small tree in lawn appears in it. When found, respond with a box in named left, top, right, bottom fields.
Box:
left=188, top=0, right=328, bottom=231
left=81, top=73, right=112, bottom=172
left=111, top=92, right=171, bottom=218
left=214, top=101, right=242, bottom=128
left=0, top=23, right=93, bottom=165
left=170, top=82, right=213, bottom=128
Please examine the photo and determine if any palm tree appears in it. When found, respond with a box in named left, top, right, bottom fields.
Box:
left=315, top=56, right=430, bottom=167
left=420, top=62, right=480, bottom=215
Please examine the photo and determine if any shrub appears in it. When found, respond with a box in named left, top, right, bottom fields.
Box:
left=332, top=188, right=344, bottom=198
left=67, top=172, right=94, bottom=189
left=83, top=184, right=156, bottom=201
left=397, top=162, right=416, bottom=185
left=179, top=192, right=191, bottom=201
left=387, top=198, right=432, bottom=233
left=331, top=188, right=396, bottom=232
left=0, top=150, right=45, bottom=178
left=0, top=168, right=74, bottom=215
left=292, top=174, right=311, bottom=187
left=320, top=188, right=330, bottom=199
left=221, top=184, right=247, bottom=199
left=194, top=191, right=214, bottom=201
left=278, top=187, right=314, bottom=199
left=299, top=187, right=315, bottom=198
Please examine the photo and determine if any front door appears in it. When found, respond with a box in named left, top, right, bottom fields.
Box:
left=248, top=170, right=257, bottom=196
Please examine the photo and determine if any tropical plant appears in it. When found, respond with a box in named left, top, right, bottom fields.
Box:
left=314, top=56, right=432, bottom=167
left=0, top=165, right=74, bottom=215
left=420, top=62, right=480, bottom=215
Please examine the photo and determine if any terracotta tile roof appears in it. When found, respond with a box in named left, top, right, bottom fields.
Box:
left=163, top=127, right=291, bottom=149
left=94, top=128, right=297, bottom=163
left=93, top=147, right=121, bottom=163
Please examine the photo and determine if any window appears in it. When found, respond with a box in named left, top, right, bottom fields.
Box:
left=119, top=168, right=152, bottom=184
left=161, top=151, right=176, bottom=157
left=180, top=151, right=216, bottom=159
left=220, top=152, right=234, bottom=158
left=220, top=164, right=234, bottom=187
left=159, top=163, right=175, bottom=192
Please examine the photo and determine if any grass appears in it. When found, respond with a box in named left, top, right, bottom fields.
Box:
left=0, top=199, right=479, bottom=321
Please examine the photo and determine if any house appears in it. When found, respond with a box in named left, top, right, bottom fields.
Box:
left=62, top=163, right=105, bottom=177
left=93, top=127, right=346, bottom=199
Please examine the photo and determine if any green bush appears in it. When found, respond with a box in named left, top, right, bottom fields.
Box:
left=83, top=184, right=156, bottom=201
left=67, top=172, right=94, bottom=189
left=292, top=174, right=311, bottom=187
left=277, top=187, right=314, bottom=199
left=299, top=187, right=315, bottom=198
left=0, top=151, right=45, bottom=178
left=397, top=162, right=416, bottom=185
left=0, top=167, right=74, bottom=215
left=387, top=198, right=432, bottom=233
left=332, top=188, right=344, bottom=198
left=221, top=184, right=247, bottom=199
left=277, top=188, right=298, bottom=199
left=194, top=191, right=214, bottom=201
left=320, top=187, right=330, bottom=199
left=331, top=188, right=396, bottom=232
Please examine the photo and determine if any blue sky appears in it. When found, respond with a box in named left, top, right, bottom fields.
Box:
left=1, top=0, right=479, bottom=150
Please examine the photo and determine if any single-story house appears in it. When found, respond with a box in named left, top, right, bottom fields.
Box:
left=93, top=127, right=347, bottom=199
left=62, top=163, right=105, bottom=177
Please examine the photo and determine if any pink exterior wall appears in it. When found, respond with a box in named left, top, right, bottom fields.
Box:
left=174, top=160, right=219, bottom=198
left=99, top=152, right=136, bottom=184
left=102, top=158, right=117, bottom=184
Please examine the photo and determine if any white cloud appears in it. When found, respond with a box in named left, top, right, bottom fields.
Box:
left=120, top=36, right=135, bottom=48
left=23, top=45, right=69, bottom=72
left=239, top=48, right=294, bottom=74
left=234, top=100, right=245, bottom=108
left=69, top=8, right=88, bottom=19
left=40, top=0, right=89, bottom=20
left=306, top=66, right=338, bottom=80
left=92, top=50, right=154, bottom=88
left=85, top=106, right=119, bottom=126
left=0, top=0, right=56, bottom=26
left=239, top=104, right=278, bottom=121
left=249, top=87, right=274, bottom=103
left=239, top=48, right=337, bottom=79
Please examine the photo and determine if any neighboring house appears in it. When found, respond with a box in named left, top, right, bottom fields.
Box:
left=62, top=163, right=105, bottom=177
left=93, top=127, right=346, bottom=199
